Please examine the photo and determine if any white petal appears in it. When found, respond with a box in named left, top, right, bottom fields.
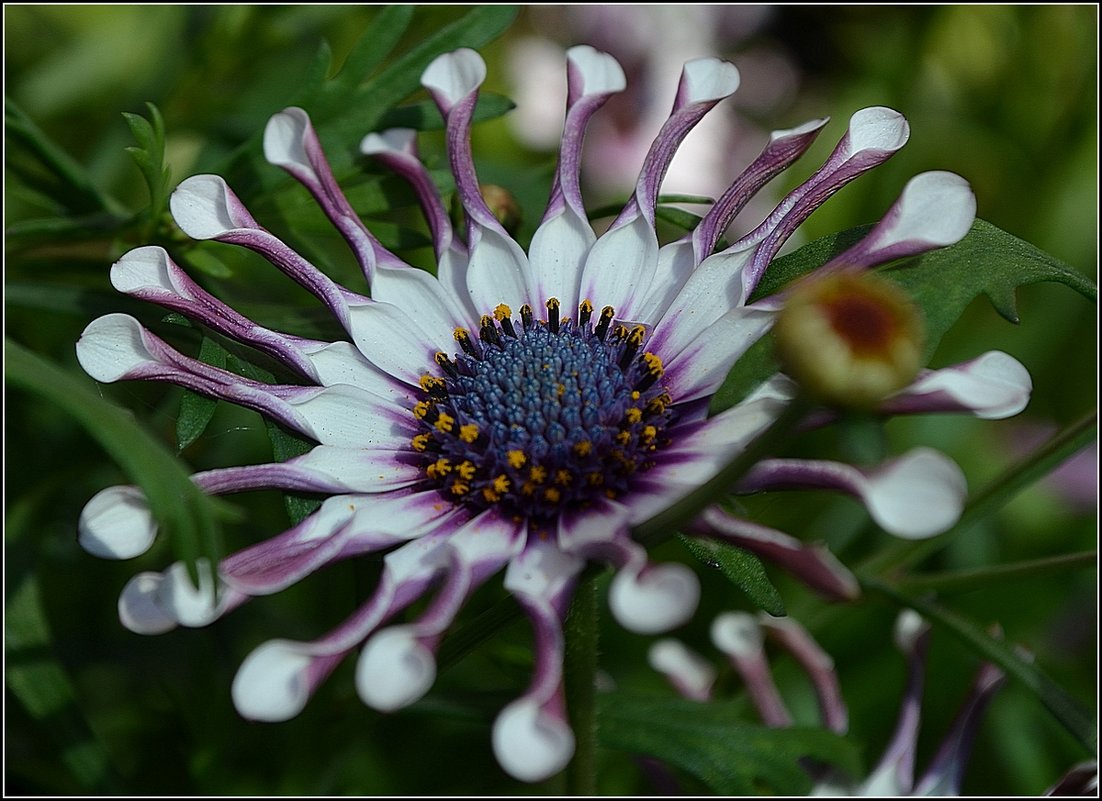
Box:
left=371, top=264, right=469, bottom=342
left=287, top=384, right=413, bottom=448
left=76, top=313, right=157, bottom=382
left=578, top=215, right=658, bottom=320
left=297, top=340, right=415, bottom=404
left=681, top=57, right=740, bottom=103
left=566, top=44, right=626, bottom=95
left=464, top=229, right=531, bottom=315
left=263, top=107, right=310, bottom=170
left=156, top=560, right=228, bottom=627
left=648, top=639, right=716, bottom=701
left=170, top=174, right=245, bottom=239
left=232, top=640, right=315, bottom=721
left=118, top=572, right=177, bottom=635
left=527, top=209, right=594, bottom=311
left=904, top=351, right=1032, bottom=419
left=847, top=106, right=910, bottom=153
left=492, top=699, right=575, bottom=783
left=421, top=48, right=486, bottom=108
left=110, top=245, right=181, bottom=295
left=346, top=301, right=445, bottom=386
left=609, top=562, right=700, bottom=634
left=503, top=539, right=585, bottom=598
left=360, top=128, right=417, bottom=157
left=711, top=611, right=764, bottom=659
left=874, top=171, right=976, bottom=249
left=288, top=445, right=422, bottom=493
left=79, top=485, right=156, bottom=559
left=864, top=449, right=967, bottom=539
left=893, top=609, right=929, bottom=653
left=356, top=627, right=437, bottom=712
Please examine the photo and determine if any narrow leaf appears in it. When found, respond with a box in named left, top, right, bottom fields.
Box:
left=678, top=535, right=786, bottom=616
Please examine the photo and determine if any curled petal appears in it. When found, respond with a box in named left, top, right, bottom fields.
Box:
left=888, top=351, right=1032, bottom=419
left=492, top=698, right=575, bottom=784
left=711, top=611, right=792, bottom=727
left=740, top=448, right=967, bottom=540
left=823, top=171, right=976, bottom=271
left=356, top=627, right=437, bottom=712
left=609, top=561, right=700, bottom=634
left=421, top=48, right=486, bottom=111
left=79, top=485, right=156, bottom=559
left=759, top=615, right=848, bottom=734
left=118, top=561, right=244, bottom=634
left=232, top=640, right=344, bottom=722
left=118, top=573, right=178, bottom=635
left=648, top=639, right=716, bottom=702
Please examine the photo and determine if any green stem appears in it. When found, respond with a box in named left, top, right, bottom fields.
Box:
left=895, top=550, right=1096, bottom=595
left=564, top=571, right=600, bottom=795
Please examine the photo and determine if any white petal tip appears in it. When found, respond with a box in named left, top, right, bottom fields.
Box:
left=893, top=609, right=929, bottom=652
left=609, top=562, right=700, bottom=634
left=648, top=639, right=716, bottom=699
left=263, top=107, right=311, bottom=169
left=848, top=107, right=910, bottom=153
left=865, top=448, right=967, bottom=539
left=711, top=611, right=764, bottom=658
left=79, top=486, right=156, bottom=559
left=682, top=57, right=740, bottom=103
left=118, top=572, right=177, bottom=635
left=963, top=351, right=1033, bottom=419
left=110, top=246, right=173, bottom=294
left=492, top=700, right=575, bottom=783
left=359, top=128, right=417, bottom=157
left=76, top=313, right=156, bottom=383
left=422, top=48, right=486, bottom=107
left=232, top=640, right=314, bottom=721
left=884, top=171, right=977, bottom=248
left=566, top=45, right=626, bottom=95
left=169, top=174, right=240, bottom=240
left=355, top=628, right=437, bottom=712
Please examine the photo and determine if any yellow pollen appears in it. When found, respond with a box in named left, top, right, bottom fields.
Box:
left=628, top=325, right=646, bottom=346
left=625, top=407, right=643, bottom=424
left=459, top=423, right=479, bottom=443
left=457, top=461, right=476, bottom=480
left=434, top=412, right=455, bottom=433
left=555, top=469, right=573, bottom=486
left=643, top=352, right=664, bottom=376
left=573, top=441, right=592, bottom=457
left=587, top=472, right=604, bottom=485
left=426, top=458, right=452, bottom=480
left=492, top=474, right=510, bottom=494
left=507, top=450, right=527, bottom=469
left=557, top=383, right=566, bottom=397
left=616, top=431, right=632, bottom=445
left=482, top=487, right=501, bottom=503
left=631, top=390, right=641, bottom=400
left=450, top=483, right=469, bottom=496
left=580, top=299, right=594, bottom=314
left=546, top=297, right=560, bottom=311
left=544, top=487, right=561, bottom=503
left=413, top=401, right=431, bottom=419
left=529, top=466, right=548, bottom=483
left=419, top=374, right=444, bottom=392
left=411, top=433, right=431, bottom=452
left=494, top=303, right=512, bottom=321
left=642, top=425, right=658, bottom=442
left=521, top=481, right=536, bottom=496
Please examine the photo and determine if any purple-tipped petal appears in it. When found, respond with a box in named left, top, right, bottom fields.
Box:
left=820, top=171, right=976, bottom=272
left=887, top=351, right=1033, bottom=419
left=648, top=639, right=716, bottom=702
left=759, top=614, right=849, bottom=733
left=860, top=610, right=932, bottom=795
left=79, top=485, right=157, bottom=559
left=690, top=506, right=860, bottom=602
left=711, top=611, right=792, bottom=727
left=739, top=448, right=968, bottom=540
left=609, top=560, right=700, bottom=634
left=357, top=626, right=438, bottom=712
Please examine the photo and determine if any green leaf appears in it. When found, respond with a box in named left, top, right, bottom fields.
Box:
left=752, top=219, right=1096, bottom=359
left=4, top=339, right=232, bottom=589
left=176, top=335, right=226, bottom=452
left=5, top=98, right=123, bottom=216
left=376, top=92, right=515, bottom=132
left=5, top=575, right=122, bottom=792
left=678, top=535, right=786, bottom=616
left=598, top=695, right=861, bottom=795
left=865, top=578, right=1097, bottom=754
left=122, top=102, right=172, bottom=237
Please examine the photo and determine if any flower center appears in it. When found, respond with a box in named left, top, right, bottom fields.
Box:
left=411, top=299, right=675, bottom=521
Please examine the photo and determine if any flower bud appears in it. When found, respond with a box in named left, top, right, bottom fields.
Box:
left=773, top=272, right=924, bottom=408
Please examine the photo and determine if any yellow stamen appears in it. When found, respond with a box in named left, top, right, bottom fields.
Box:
left=413, top=401, right=432, bottom=419
left=625, top=407, right=643, bottom=424
left=411, top=433, right=431, bottom=452
left=494, top=303, right=512, bottom=321
left=434, top=412, right=455, bottom=433
left=507, top=450, right=527, bottom=469
left=457, top=461, right=476, bottom=480
left=529, top=466, right=547, bottom=483
left=573, top=441, right=592, bottom=457
left=544, top=487, right=561, bottom=503
left=643, top=352, right=664, bottom=376
left=459, top=423, right=479, bottom=443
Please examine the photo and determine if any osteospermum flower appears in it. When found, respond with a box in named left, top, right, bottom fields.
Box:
left=76, top=47, right=1033, bottom=782
left=650, top=611, right=1007, bottom=795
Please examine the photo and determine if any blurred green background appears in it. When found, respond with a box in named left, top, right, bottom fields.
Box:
left=5, top=5, right=1096, bottom=795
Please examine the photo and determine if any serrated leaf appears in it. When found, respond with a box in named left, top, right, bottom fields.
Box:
left=752, top=219, right=1096, bottom=359
left=598, top=695, right=861, bottom=795
left=678, top=535, right=786, bottom=616
left=122, top=102, right=171, bottom=236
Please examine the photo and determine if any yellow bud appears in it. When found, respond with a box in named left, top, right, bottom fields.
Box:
left=773, top=272, right=925, bottom=408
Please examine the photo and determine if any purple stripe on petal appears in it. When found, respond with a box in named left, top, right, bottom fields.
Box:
left=759, top=614, right=849, bottom=733
left=690, top=506, right=860, bottom=602
left=648, top=639, right=717, bottom=702
left=711, top=611, right=793, bottom=727
left=264, top=107, right=407, bottom=285
left=885, top=351, right=1032, bottom=420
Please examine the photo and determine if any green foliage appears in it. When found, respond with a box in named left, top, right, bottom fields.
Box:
left=678, top=535, right=786, bottom=617
left=122, top=102, right=172, bottom=239
left=598, top=695, right=861, bottom=794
